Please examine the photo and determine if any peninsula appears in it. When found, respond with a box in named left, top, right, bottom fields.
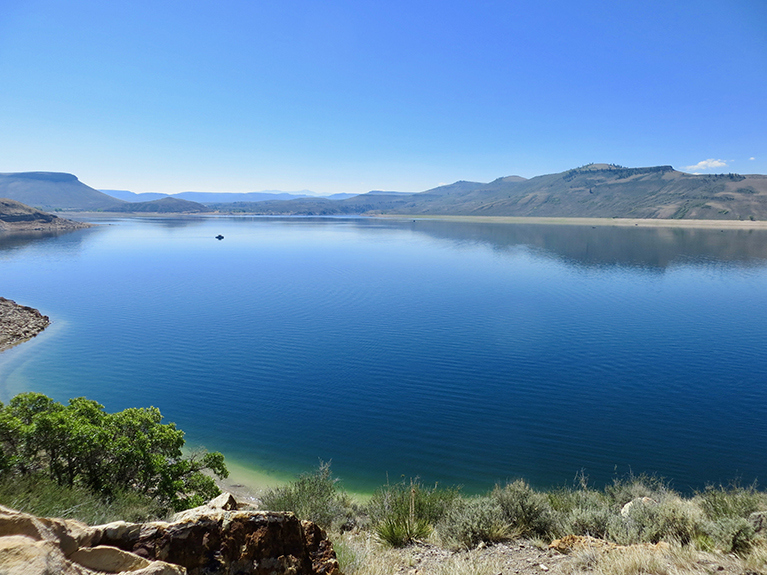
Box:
left=0, top=197, right=90, bottom=232
left=0, top=297, right=50, bottom=352
left=0, top=199, right=89, bottom=351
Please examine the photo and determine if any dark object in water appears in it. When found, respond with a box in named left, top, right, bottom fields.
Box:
left=216, top=235, right=224, bottom=240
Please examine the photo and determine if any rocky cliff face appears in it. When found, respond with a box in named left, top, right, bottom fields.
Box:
left=0, top=494, right=340, bottom=575
left=0, top=297, right=51, bottom=352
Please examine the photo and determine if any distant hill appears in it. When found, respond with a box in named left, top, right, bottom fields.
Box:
left=0, top=198, right=90, bottom=232
left=108, top=196, right=209, bottom=213
left=0, top=173, right=211, bottom=213
left=100, top=189, right=349, bottom=203
left=100, top=190, right=168, bottom=202
left=238, top=164, right=767, bottom=221
left=175, top=191, right=315, bottom=203
left=0, top=173, right=125, bottom=211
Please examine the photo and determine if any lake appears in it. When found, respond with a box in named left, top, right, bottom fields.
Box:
left=1, top=216, right=766, bottom=494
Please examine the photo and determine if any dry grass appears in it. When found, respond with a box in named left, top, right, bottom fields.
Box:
left=336, top=531, right=767, bottom=575
left=336, top=532, right=508, bottom=575
left=563, top=541, right=764, bottom=575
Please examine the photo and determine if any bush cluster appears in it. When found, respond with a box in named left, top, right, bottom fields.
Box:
left=260, top=461, right=355, bottom=529
left=267, top=465, right=767, bottom=557
left=0, top=392, right=228, bottom=516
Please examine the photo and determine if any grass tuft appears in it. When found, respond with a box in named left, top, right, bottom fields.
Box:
left=259, top=460, right=354, bottom=530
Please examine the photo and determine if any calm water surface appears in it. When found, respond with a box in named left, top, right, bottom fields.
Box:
left=1, top=216, right=766, bottom=493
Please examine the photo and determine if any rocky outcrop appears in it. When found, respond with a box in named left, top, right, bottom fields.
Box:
left=0, top=494, right=340, bottom=575
left=0, top=297, right=51, bottom=352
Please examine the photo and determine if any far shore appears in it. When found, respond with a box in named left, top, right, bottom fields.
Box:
left=382, top=214, right=767, bottom=229
left=67, top=211, right=767, bottom=229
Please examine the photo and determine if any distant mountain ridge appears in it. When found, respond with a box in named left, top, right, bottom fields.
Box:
left=239, top=164, right=767, bottom=221
left=100, top=189, right=355, bottom=203
left=4, top=165, right=767, bottom=219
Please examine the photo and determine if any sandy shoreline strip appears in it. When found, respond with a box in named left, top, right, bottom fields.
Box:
left=383, top=215, right=767, bottom=229
left=71, top=212, right=767, bottom=229
left=0, top=298, right=51, bottom=353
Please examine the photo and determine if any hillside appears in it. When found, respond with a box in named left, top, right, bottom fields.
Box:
left=0, top=198, right=90, bottom=232
left=401, top=164, right=767, bottom=220
left=0, top=172, right=125, bottom=211
left=240, top=164, right=767, bottom=220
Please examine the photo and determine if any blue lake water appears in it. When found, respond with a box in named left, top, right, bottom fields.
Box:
left=1, top=216, right=767, bottom=494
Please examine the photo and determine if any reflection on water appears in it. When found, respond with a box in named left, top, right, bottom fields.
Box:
left=0, top=228, right=93, bottom=259
left=394, top=220, right=767, bottom=270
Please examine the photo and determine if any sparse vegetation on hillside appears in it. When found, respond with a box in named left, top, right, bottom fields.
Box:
left=269, top=464, right=767, bottom=574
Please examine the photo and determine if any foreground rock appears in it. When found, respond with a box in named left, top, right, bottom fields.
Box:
left=0, top=198, right=90, bottom=232
left=0, top=495, right=339, bottom=575
left=0, top=297, right=51, bottom=352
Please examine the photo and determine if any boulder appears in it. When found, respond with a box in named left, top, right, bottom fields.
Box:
left=0, top=494, right=338, bottom=575
left=620, top=496, right=657, bottom=517
left=106, top=508, right=340, bottom=575
left=69, top=545, right=151, bottom=572
left=0, top=535, right=73, bottom=575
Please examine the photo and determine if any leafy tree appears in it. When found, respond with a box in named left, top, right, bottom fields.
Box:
left=0, top=393, right=228, bottom=511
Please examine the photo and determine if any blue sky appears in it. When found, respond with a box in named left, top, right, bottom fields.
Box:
left=1, top=0, right=765, bottom=195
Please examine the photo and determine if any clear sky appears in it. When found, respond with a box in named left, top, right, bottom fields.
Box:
left=1, top=0, right=765, bottom=195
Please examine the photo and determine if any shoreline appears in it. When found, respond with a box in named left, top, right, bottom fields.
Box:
left=69, top=211, right=767, bottom=229
left=213, top=459, right=373, bottom=504
left=0, top=298, right=50, bottom=353
left=382, top=214, right=767, bottom=229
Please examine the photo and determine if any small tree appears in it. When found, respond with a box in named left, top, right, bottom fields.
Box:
left=0, top=392, right=228, bottom=511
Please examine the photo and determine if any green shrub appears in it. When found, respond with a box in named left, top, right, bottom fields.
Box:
left=332, top=538, right=367, bottom=573
left=603, top=473, right=672, bottom=508
left=437, top=496, right=509, bottom=549
left=375, top=515, right=432, bottom=547
left=707, top=516, right=757, bottom=555
left=492, top=479, right=556, bottom=539
left=617, top=498, right=702, bottom=545
left=564, top=504, right=620, bottom=540
left=696, top=483, right=766, bottom=521
left=260, top=461, right=354, bottom=529
left=367, top=478, right=460, bottom=547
